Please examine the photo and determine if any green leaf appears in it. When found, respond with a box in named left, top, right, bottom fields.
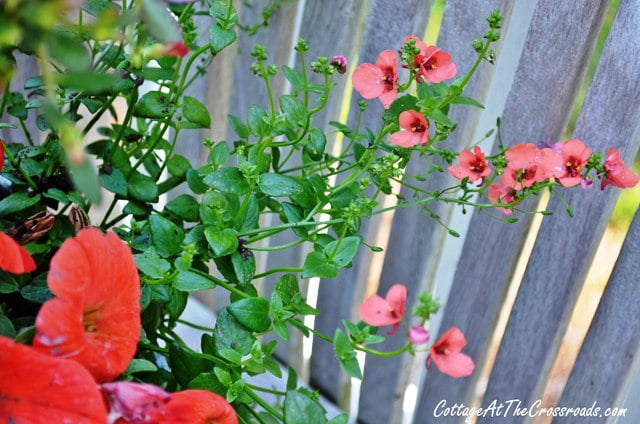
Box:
left=187, top=372, right=227, bottom=397
left=0, top=315, right=16, bottom=338
left=82, top=0, right=120, bottom=16
left=167, top=154, right=191, bottom=177
left=214, top=308, right=254, bottom=356
left=0, top=192, right=40, bottom=216
left=275, top=274, right=300, bottom=304
left=333, top=329, right=362, bottom=379
left=128, top=172, right=159, bottom=202
left=186, top=168, right=208, bottom=194
left=140, top=0, right=182, bottom=42
left=327, top=414, right=349, bottom=424
left=69, top=159, right=102, bottom=204
left=134, top=250, right=170, bottom=279
left=56, top=72, right=120, bottom=94
left=212, top=142, right=230, bottom=166
left=205, top=227, right=238, bottom=257
left=228, top=115, right=249, bottom=138
left=284, top=390, right=327, bottom=424
left=382, top=95, right=418, bottom=124
left=149, top=214, right=184, bottom=257
left=280, top=95, right=307, bottom=127
left=231, top=250, right=255, bottom=286
left=286, top=367, right=298, bottom=391
left=204, top=167, right=249, bottom=195
left=282, top=65, right=305, bottom=91
left=166, top=194, right=199, bottom=222
left=247, top=105, right=271, bottom=137
left=228, top=297, right=271, bottom=332
left=175, top=271, right=215, bottom=292
left=259, top=173, right=303, bottom=197
left=210, top=24, right=236, bottom=54
left=100, top=168, right=128, bottom=196
left=450, top=96, right=485, bottom=109
left=134, top=91, right=175, bottom=119
left=301, top=251, right=338, bottom=279
left=305, top=128, right=326, bottom=160
left=183, top=96, right=211, bottom=128
left=168, top=344, right=213, bottom=387
left=48, top=31, right=90, bottom=72
left=428, top=108, right=455, bottom=127
left=324, top=236, right=361, bottom=268
left=125, top=358, right=158, bottom=374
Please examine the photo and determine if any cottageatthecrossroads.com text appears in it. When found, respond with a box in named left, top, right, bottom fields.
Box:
left=432, top=399, right=627, bottom=422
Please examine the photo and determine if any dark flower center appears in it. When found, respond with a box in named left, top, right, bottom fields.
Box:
left=83, top=307, right=100, bottom=333
left=565, top=158, right=582, bottom=177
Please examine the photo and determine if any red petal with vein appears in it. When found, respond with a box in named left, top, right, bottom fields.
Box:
left=0, top=335, right=107, bottom=424
left=33, top=228, right=141, bottom=382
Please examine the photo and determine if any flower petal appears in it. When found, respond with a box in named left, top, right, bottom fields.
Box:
left=430, top=351, right=475, bottom=378
left=0, top=336, right=107, bottom=424
left=352, top=63, right=385, bottom=99
left=164, top=390, right=238, bottom=424
left=0, top=231, right=36, bottom=274
left=359, top=295, right=396, bottom=327
left=386, top=283, right=407, bottom=316
left=390, top=130, right=422, bottom=148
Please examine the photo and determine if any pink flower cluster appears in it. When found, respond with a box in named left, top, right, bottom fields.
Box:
left=359, top=284, right=474, bottom=379
left=445, top=139, right=638, bottom=215
left=351, top=35, right=456, bottom=109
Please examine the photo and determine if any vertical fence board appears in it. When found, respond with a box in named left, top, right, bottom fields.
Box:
left=556, top=211, right=640, bottom=423
left=355, top=1, right=514, bottom=423
left=416, top=0, right=610, bottom=420
left=480, top=0, right=640, bottom=418
left=260, top=0, right=370, bottom=371
left=308, top=0, right=432, bottom=406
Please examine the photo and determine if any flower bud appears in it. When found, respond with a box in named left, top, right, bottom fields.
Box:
left=330, top=55, right=348, bottom=74
left=408, top=326, right=429, bottom=344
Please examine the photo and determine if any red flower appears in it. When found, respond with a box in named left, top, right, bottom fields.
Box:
left=359, top=283, right=407, bottom=335
left=165, top=41, right=189, bottom=58
left=448, top=146, right=491, bottom=183
left=501, top=143, right=560, bottom=189
left=0, top=335, right=107, bottom=424
left=102, top=382, right=238, bottom=424
left=351, top=50, right=398, bottom=108
left=556, top=139, right=591, bottom=187
left=33, top=228, right=141, bottom=382
left=426, top=327, right=474, bottom=378
left=390, top=109, right=429, bottom=148
left=488, top=183, right=517, bottom=216
left=0, top=231, right=36, bottom=274
left=405, top=35, right=457, bottom=84
left=600, top=148, right=639, bottom=190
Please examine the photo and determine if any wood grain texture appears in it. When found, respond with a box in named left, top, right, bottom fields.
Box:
left=416, top=0, right=610, bottom=421
left=480, top=0, right=640, bottom=419
left=308, top=0, right=433, bottom=407
left=354, top=1, right=513, bottom=423
left=555, top=213, right=640, bottom=423
left=0, top=54, right=40, bottom=145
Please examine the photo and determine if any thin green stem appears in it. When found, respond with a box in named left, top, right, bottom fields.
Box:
left=254, top=267, right=302, bottom=279
left=245, top=387, right=284, bottom=421
left=176, top=319, right=215, bottom=332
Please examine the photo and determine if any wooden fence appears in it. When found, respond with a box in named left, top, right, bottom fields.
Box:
left=177, top=0, right=640, bottom=422
left=5, top=0, right=640, bottom=422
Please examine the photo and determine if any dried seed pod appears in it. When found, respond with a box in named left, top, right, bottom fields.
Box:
left=69, top=205, right=90, bottom=233
left=6, top=211, right=55, bottom=243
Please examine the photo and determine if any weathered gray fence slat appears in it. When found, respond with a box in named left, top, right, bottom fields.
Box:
left=479, top=1, right=640, bottom=419
left=308, top=0, right=433, bottom=407
left=0, top=55, right=40, bottom=145
left=196, top=0, right=301, bottom=314
left=260, top=0, right=371, bottom=373
left=416, top=0, right=610, bottom=420
left=355, top=1, right=515, bottom=423
left=555, top=213, right=640, bottom=421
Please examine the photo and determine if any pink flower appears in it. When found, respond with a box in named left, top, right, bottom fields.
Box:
left=330, top=55, right=348, bottom=74
left=351, top=50, right=398, bottom=108
left=600, top=148, right=639, bottom=190
left=426, top=327, right=474, bottom=378
left=488, top=183, right=517, bottom=216
left=555, top=139, right=591, bottom=187
left=501, top=144, right=561, bottom=189
left=448, top=146, right=491, bottom=183
left=359, top=284, right=407, bottom=335
left=405, top=35, right=457, bottom=84
left=408, top=326, right=429, bottom=344
left=101, top=382, right=171, bottom=423
left=389, top=110, right=429, bottom=148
